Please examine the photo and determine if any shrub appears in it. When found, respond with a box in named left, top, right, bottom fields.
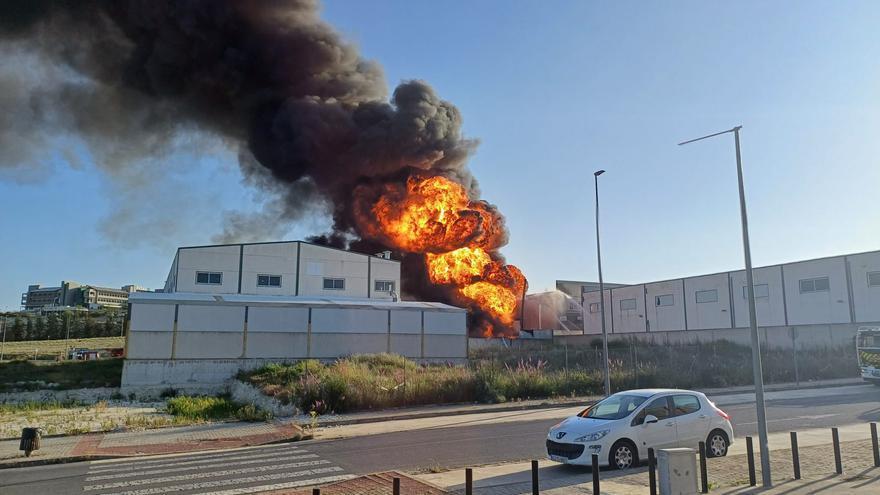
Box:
left=165, top=395, right=272, bottom=422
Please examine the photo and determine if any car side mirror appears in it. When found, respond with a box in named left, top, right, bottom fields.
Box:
left=644, top=414, right=658, bottom=425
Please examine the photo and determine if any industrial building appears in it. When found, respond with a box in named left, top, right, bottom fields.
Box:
left=162, top=240, right=401, bottom=300
left=122, top=241, right=467, bottom=393
left=21, top=281, right=149, bottom=311
left=576, top=248, right=880, bottom=348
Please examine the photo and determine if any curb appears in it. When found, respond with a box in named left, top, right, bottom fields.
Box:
left=313, top=378, right=864, bottom=428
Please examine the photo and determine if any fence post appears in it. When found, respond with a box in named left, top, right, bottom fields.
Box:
left=531, top=460, right=539, bottom=495
left=871, top=423, right=880, bottom=468
left=790, top=432, right=801, bottom=480
left=591, top=453, right=600, bottom=494
left=698, top=441, right=709, bottom=494
left=465, top=468, right=473, bottom=495
left=746, top=436, right=756, bottom=486
left=393, top=477, right=400, bottom=495
left=648, top=448, right=657, bottom=495
left=832, top=427, right=842, bottom=474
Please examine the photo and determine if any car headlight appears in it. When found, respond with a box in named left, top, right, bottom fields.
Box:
left=574, top=430, right=610, bottom=442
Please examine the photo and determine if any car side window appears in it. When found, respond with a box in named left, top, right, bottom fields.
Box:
left=672, top=395, right=701, bottom=416
left=632, top=397, right=671, bottom=425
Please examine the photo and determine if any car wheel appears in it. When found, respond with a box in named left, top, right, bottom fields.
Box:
left=609, top=440, right=638, bottom=470
left=706, top=430, right=729, bottom=458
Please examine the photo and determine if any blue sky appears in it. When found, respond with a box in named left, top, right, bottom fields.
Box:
left=2, top=0, right=880, bottom=309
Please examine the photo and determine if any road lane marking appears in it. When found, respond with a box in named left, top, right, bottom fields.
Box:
left=87, top=447, right=307, bottom=473
left=104, top=466, right=345, bottom=495
left=197, top=474, right=358, bottom=495
left=85, top=453, right=319, bottom=481
left=84, top=460, right=330, bottom=491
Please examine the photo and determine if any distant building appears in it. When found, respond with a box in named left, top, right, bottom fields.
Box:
left=554, top=280, right=627, bottom=331
left=21, top=281, right=150, bottom=311
left=162, top=240, right=401, bottom=300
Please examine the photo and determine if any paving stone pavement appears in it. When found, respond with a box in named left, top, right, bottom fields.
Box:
left=274, top=471, right=447, bottom=495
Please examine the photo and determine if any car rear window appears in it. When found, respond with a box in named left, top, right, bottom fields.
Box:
left=672, top=395, right=701, bottom=416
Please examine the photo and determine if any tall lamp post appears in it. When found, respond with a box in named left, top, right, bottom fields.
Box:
left=594, top=169, right=611, bottom=396
left=679, top=126, right=771, bottom=487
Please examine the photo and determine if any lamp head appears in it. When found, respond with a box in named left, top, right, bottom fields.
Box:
left=594, top=170, right=605, bottom=177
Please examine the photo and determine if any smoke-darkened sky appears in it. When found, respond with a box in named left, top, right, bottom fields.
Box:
left=2, top=0, right=880, bottom=309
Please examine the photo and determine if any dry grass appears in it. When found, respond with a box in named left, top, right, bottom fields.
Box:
left=0, top=336, right=124, bottom=360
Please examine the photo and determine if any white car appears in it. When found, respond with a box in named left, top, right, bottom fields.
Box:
left=547, top=389, right=733, bottom=469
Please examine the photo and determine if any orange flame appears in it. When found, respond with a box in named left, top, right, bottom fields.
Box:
left=355, top=175, right=527, bottom=336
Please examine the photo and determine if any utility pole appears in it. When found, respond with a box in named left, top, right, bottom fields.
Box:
left=1, top=314, right=8, bottom=361
left=594, top=169, right=611, bottom=396
left=679, top=126, right=771, bottom=487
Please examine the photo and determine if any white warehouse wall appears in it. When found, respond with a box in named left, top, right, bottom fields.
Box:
left=645, top=280, right=685, bottom=332
left=684, top=273, right=733, bottom=330
left=582, top=290, right=612, bottom=335
left=730, top=266, right=786, bottom=328
left=370, top=257, right=401, bottom=300
left=175, top=245, right=241, bottom=294
left=241, top=243, right=299, bottom=296
left=298, top=243, right=369, bottom=298
left=612, top=285, right=646, bottom=333
left=782, top=257, right=851, bottom=325
left=848, top=252, right=880, bottom=323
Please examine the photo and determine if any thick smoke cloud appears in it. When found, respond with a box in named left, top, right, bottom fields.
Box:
left=0, top=0, right=513, bottom=332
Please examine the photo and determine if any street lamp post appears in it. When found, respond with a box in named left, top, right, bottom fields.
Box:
left=679, top=126, right=771, bottom=487
left=594, top=169, right=611, bottom=396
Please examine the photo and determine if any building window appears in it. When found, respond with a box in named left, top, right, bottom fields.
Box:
left=868, top=272, right=880, bottom=288
left=620, top=298, right=637, bottom=311
left=323, top=278, right=345, bottom=290
left=799, top=277, right=830, bottom=294
left=196, top=271, right=222, bottom=285
left=655, top=294, right=674, bottom=307
left=742, top=284, right=769, bottom=298
left=589, top=302, right=599, bottom=313
left=257, top=274, right=282, bottom=287
left=695, top=289, right=718, bottom=304
left=374, top=280, right=395, bottom=292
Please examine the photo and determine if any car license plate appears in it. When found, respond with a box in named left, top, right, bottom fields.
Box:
left=550, top=455, right=567, bottom=463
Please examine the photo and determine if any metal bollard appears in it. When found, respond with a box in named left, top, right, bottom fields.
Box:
left=393, top=477, right=400, bottom=495
left=312, top=489, right=320, bottom=495
left=790, top=432, right=801, bottom=480
left=591, top=453, right=600, bottom=494
left=698, top=441, right=708, bottom=494
left=871, top=423, right=880, bottom=468
left=832, top=427, right=842, bottom=474
left=465, top=468, right=473, bottom=495
left=746, top=436, right=756, bottom=486
left=648, top=448, right=657, bottom=495
left=531, top=460, right=539, bottom=495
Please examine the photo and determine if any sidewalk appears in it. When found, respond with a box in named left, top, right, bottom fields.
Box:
left=416, top=423, right=880, bottom=494
left=0, top=420, right=304, bottom=469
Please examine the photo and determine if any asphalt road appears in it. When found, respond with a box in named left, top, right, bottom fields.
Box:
left=3, top=384, right=879, bottom=495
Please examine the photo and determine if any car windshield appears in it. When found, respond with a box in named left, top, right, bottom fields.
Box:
left=579, top=394, right=648, bottom=420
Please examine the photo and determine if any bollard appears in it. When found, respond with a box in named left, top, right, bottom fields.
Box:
left=790, top=432, right=801, bottom=480
left=871, top=423, right=880, bottom=468
left=698, top=441, right=708, bottom=494
left=312, top=489, right=320, bottom=495
left=591, top=453, right=600, bottom=494
left=531, top=460, right=539, bottom=495
left=465, top=468, right=473, bottom=495
left=648, top=448, right=657, bottom=495
left=832, top=427, right=842, bottom=474
left=746, top=436, right=756, bottom=486
left=393, top=477, right=400, bottom=495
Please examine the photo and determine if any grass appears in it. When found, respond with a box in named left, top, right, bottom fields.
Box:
left=242, top=341, right=859, bottom=415
left=0, top=359, right=123, bottom=392
left=165, top=396, right=273, bottom=422
left=0, top=336, right=125, bottom=360
left=0, top=400, right=84, bottom=413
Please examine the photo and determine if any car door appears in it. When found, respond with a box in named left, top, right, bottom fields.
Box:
left=631, top=395, right=678, bottom=454
left=671, top=394, right=709, bottom=448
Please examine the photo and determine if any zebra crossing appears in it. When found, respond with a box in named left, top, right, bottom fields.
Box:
left=82, top=442, right=355, bottom=495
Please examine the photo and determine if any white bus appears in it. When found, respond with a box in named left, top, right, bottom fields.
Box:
left=857, top=326, right=880, bottom=385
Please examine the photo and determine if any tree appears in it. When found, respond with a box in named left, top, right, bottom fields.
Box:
left=11, top=317, right=25, bottom=341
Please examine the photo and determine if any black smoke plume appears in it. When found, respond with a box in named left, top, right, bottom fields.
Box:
left=0, top=0, right=517, bottom=335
